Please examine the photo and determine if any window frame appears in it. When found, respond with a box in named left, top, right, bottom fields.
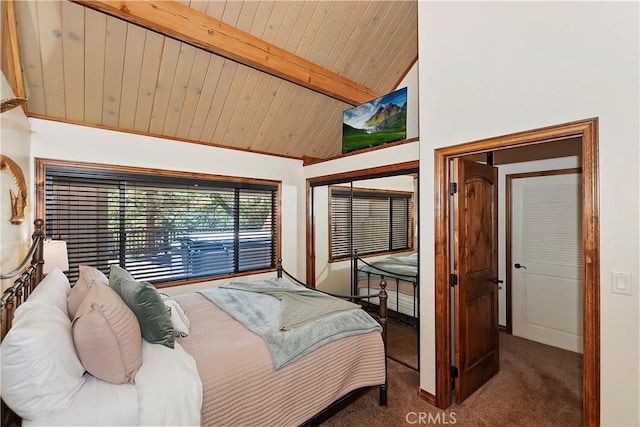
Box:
left=36, top=158, right=282, bottom=288
left=327, top=185, right=414, bottom=262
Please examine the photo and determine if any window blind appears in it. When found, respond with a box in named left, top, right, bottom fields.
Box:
left=45, top=166, right=277, bottom=284
left=330, top=188, right=412, bottom=260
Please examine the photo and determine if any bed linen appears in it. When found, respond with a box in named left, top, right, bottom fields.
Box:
left=357, top=254, right=418, bottom=318
left=175, top=292, right=386, bottom=427
left=22, top=340, right=202, bottom=426
left=357, top=276, right=416, bottom=296
left=357, top=254, right=418, bottom=282
left=357, top=286, right=418, bottom=317
left=135, top=340, right=202, bottom=426
left=199, top=279, right=381, bottom=368
left=218, top=279, right=360, bottom=329
left=21, top=374, right=138, bottom=426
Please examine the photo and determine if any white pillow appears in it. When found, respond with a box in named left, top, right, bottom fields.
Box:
left=22, top=374, right=138, bottom=427
left=160, top=294, right=190, bottom=337
left=14, top=267, right=71, bottom=320
left=1, top=304, right=85, bottom=420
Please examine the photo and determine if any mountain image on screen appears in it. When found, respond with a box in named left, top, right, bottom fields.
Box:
left=364, top=102, right=406, bottom=130
left=342, top=87, right=407, bottom=153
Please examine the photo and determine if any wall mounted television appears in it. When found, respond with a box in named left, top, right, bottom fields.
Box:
left=342, top=87, right=407, bottom=154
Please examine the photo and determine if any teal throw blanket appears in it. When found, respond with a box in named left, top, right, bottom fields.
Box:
left=198, top=278, right=381, bottom=369
left=359, top=254, right=418, bottom=280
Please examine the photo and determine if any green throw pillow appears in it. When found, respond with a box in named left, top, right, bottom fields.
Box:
left=109, top=265, right=174, bottom=349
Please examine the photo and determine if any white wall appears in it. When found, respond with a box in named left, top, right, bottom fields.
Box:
left=497, top=156, right=581, bottom=326
left=0, top=73, right=31, bottom=290
left=397, top=62, right=419, bottom=140
left=419, top=2, right=639, bottom=425
left=29, top=118, right=305, bottom=295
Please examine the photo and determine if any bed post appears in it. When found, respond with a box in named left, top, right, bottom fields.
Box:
left=378, top=278, right=388, bottom=406
left=276, top=257, right=283, bottom=279
left=33, top=219, right=45, bottom=288
left=351, top=249, right=358, bottom=295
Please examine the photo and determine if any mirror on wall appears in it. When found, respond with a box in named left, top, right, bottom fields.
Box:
left=312, top=173, right=420, bottom=370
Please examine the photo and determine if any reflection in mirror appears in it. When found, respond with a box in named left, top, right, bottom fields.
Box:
left=313, top=174, right=419, bottom=370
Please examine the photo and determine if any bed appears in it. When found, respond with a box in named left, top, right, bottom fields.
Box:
left=352, top=250, right=419, bottom=325
left=0, top=220, right=389, bottom=426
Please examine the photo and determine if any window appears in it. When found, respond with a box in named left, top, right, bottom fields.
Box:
left=40, top=161, right=279, bottom=285
left=329, top=186, right=413, bottom=260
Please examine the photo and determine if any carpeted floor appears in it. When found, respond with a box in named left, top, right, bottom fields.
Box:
left=322, top=333, right=582, bottom=426
left=386, top=318, right=418, bottom=370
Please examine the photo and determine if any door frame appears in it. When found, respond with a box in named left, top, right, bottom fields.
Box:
left=434, top=118, right=599, bottom=426
left=505, top=167, right=582, bottom=334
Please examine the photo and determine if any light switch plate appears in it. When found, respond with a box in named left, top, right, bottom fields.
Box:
left=611, top=272, right=632, bottom=296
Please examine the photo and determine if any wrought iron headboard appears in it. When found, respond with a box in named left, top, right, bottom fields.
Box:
left=0, top=219, right=46, bottom=339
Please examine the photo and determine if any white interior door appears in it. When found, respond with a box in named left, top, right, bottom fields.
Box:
left=512, top=173, right=583, bottom=353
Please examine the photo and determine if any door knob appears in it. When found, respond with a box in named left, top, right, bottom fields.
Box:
left=514, top=263, right=527, bottom=269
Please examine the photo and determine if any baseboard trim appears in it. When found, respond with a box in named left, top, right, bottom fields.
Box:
left=418, top=388, right=437, bottom=406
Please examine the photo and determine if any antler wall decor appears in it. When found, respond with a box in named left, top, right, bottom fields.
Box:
left=0, top=97, right=27, bottom=114
left=0, top=155, right=27, bottom=225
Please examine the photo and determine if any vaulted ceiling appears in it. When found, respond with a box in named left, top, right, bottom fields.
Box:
left=3, top=0, right=417, bottom=160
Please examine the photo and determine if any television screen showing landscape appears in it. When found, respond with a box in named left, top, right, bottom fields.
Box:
left=342, top=87, right=407, bottom=153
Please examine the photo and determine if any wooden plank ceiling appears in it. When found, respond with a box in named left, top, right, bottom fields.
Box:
left=10, top=0, right=417, bottom=159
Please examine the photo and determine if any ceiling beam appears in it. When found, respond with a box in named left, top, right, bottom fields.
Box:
left=1, top=0, right=27, bottom=113
left=71, top=0, right=380, bottom=106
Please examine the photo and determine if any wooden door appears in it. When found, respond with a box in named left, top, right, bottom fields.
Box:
left=453, top=158, right=499, bottom=403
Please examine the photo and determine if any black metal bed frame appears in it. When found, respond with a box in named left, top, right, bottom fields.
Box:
left=351, top=249, right=419, bottom=324
left=276, top=257, right=390, bottom=425
left=351, top=249, right=420, bottom=371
